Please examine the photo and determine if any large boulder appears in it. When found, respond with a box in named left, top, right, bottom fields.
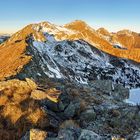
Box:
left=90, top=80, right=113, bottom=93
left=112, top=84, right=129, bottom=100
left=90, top=80, right=129, bottom=101
left=64, top=102, right=80, bottom=118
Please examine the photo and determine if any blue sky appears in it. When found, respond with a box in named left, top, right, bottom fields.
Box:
left=0, top=0, right=140, bottom=33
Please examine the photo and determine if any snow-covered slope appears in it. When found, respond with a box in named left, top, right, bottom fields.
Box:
left=16, top=32, right=140, bottom=88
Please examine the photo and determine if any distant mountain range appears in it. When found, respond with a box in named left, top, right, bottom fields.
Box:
left=0, top=20, right=140, bottom=88
left=0, top=34, right=10, bottom=44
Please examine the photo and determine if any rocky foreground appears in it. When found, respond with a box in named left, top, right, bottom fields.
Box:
left=0, top=78, right=140, bottom=140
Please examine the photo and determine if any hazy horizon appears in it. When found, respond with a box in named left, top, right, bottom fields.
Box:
left=0, top=0, right=140, bottom=34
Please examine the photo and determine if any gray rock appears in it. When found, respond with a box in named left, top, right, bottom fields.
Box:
left=46, top=138, right=59, bottom=140
left=58, top=92, right=71, bottom=111
left=58, top=100, right=66, bottom=111
left=43, top=99, right=59, bottom=112
left=112, top=84, right=129, bottom=100
left=78, top=129, right=101, bottom=140
left=64, top=102, right=80, bottom=118
left=80, top=109, right=96, bottom=122
left=90, top=80, right=113, bottom=93
left=133, top=132, right=140, bottom=140
left=64, top=102, right=76, bottom=118
left=56, top=127, right=81, bottom=140
left=21, top=131, right=30, bottom=140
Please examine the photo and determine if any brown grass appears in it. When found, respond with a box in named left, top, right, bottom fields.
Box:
left=77, top=100, right=87, bottom=116
left=59, top=119, right=79, bottom=129
left=0, top=79, right=53, bottom=139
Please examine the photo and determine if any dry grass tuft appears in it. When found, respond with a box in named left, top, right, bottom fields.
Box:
left=2, top=103, right=23, bottom=124
left=60, top=119, right=79, bottom=129
left=0, top=79, right=53, bottom=139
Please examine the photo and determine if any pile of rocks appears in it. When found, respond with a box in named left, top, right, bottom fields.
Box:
left=0, top=79, right=140, bottom=140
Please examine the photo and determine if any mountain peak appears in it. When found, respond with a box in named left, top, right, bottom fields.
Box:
left=97, top=27, right=110, bottom=36
left=117, top=29, right=132, bottom=35
left=68, top=20, right=87, bottom=25
left=64, top=20, right=89, bottom=31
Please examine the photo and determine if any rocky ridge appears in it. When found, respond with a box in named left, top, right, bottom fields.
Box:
left=0, top=20, right=140, bottom=139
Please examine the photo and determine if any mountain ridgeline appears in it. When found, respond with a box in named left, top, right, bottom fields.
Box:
left=0, top=20, right=140, bottom=88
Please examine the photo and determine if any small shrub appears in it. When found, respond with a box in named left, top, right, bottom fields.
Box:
left=77, top=100, right=87, bottom=115
left=70, top=89, right=80, bottom=98
left=89, top=96, right=103, bottom=105
left=108, top=109, right=121, bottom=117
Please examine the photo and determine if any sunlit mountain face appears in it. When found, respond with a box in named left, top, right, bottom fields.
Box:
left=0, top=20, right=140, bottom=88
